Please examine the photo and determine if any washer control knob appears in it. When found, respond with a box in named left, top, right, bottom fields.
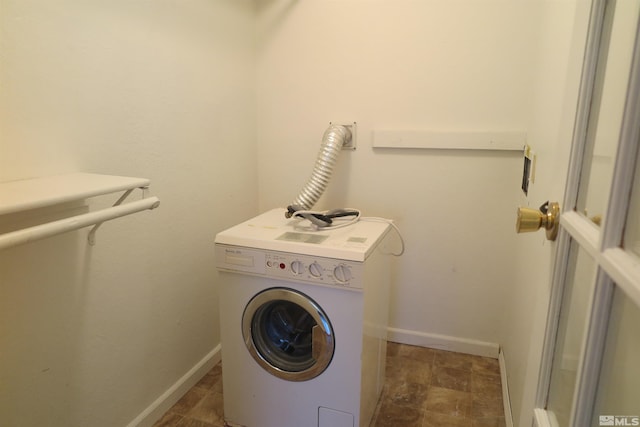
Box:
left=334, top=264, right=352, bottom=283
left=291, top=260, right=304, bottom=275
left=309, top=262, right=323, bottom=278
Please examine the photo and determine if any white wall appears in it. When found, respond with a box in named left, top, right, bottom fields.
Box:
left=0, top=1, right=257, bottom=426
left=255, top=0, right=536, bottom=352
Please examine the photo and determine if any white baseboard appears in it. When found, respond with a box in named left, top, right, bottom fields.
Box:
left=534, top=408, right=554, bottom=427
left=127, top=344, right=222, bottom=427
left=499, top=348, right=514, bottom=427
left=387, top=327, right=500, bottom=359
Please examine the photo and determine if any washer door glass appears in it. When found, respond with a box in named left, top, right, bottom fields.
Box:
left=242, top=287, right=335, bottom=382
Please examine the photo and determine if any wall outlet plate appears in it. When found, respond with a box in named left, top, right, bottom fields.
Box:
left=330, top=121, right=357, bottom=150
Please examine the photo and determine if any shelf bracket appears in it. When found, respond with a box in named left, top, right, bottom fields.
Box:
left=88, top=187, right=142, bottom=245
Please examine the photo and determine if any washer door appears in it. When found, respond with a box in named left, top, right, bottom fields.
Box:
left=242, top=287, right=335, bottom=382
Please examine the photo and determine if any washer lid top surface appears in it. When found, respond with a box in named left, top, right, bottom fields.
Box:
left=214, top=208, right=390, bottom=261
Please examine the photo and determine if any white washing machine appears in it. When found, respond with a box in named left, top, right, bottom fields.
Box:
left=214, top=208, right=392, bottom=427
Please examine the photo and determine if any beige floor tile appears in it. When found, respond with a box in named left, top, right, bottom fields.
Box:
left=389, top=356, right=433, bottom=386
left=424, top=386, right=473, bottom=418
left=422, top=410, right=470, bottom=427
left=153, top=412, right=185, bottom=427
left=433, top=350, right=475, bottom=371
left=472, top=416, right=507, bottom=427
left=386, top=341, right=403, bottom=357
left=385, top=380, right=430, bottom=408
left=372, top=401, right=424, bottom=427
left=385, top=357, right=403, bottom=381
left=168, top=387, right=208, bottom=417
left=470, top=372, right=502, bottom=397
left=431, top=365, right=472, bottom=392
left=472, top=356, right=501, bottom=376
left=396, top=343, right=437, bottom=363
left=471, top=394, right=505, bottom=418
left=195, top=364, right=223, bottom=393
left=189, top=391, right=224, bottom=425
left=177, top=417, right=219, bottom=427
left=156, top=343, right=506, bottom=427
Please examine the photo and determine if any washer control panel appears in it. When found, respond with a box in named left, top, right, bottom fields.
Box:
left=216, top=245, right=364, bottom=289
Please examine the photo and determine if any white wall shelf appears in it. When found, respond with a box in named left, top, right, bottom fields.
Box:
left=0, top=173, right=160, bottom=250
left=372, top=130, right=527, bottom=151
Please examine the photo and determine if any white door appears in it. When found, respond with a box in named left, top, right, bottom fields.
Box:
left=534, top=0, right=640, bottom=426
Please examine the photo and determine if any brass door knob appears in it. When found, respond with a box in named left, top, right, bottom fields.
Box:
left=516, top=201, right=560, bottom=241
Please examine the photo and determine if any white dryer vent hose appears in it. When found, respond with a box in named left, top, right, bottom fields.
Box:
left=285, top=124, right=351, bottom=218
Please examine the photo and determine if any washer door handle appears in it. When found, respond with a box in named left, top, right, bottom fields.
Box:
left=312, top=325, right=323, bottom=361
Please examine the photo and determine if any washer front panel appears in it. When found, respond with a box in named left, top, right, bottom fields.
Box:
left=216, top=245, right=365, bottom=289
left=242, top=287, right=335, bottom=382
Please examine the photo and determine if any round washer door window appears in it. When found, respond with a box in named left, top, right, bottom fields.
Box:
left=242, top=287, right=335, bottom=382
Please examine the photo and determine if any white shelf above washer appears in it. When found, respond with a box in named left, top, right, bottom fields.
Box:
left=0, top=173, right=152, bottom=215
left=0, top=173, right=160, bottom=250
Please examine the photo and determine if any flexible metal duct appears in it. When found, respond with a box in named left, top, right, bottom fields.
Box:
left=286, top=124, right=351, bottom=217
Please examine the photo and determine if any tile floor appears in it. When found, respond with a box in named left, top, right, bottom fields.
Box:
left=152, top=342, right=506, bottom=427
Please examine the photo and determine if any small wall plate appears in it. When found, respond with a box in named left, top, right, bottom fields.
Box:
left=330, top=121, right=357, bottom=150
